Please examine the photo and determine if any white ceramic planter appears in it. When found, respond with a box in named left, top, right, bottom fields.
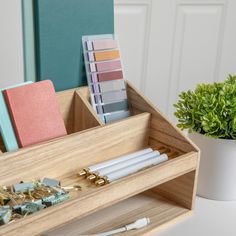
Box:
left=189, top=132, right=236, bottom=201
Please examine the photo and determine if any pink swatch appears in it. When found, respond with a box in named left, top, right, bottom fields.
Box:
left=98, top=70, right=123, bottom=82
left=93, top=39, right=117, bottom=50
left=96, top=60, right=121, bottom=72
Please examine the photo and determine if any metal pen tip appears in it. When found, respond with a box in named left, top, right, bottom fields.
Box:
left=78, top=168, right=89, bottom=177
left=95, top=179, right=106, bottom=186
left=87, top=174, right=97, bottom=181
left=78, top=170, right=87, bottom=177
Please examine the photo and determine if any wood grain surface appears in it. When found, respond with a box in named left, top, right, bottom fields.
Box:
left=0, top=83, right=199, bottom=235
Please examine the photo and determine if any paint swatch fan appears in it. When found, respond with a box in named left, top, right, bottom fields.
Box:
left=82, top=34, right=131, bottom=123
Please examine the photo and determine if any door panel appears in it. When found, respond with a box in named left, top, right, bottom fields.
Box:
left=114, top=0, right=152, bottom=90
left=168, top=1, right=227, bottom=117
left=114, top=0, right=236, bottom=121
left=0, top=1, right=24, bottom=88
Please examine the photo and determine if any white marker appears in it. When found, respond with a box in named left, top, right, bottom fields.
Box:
left=96, top=153, right=168, bottom=185
left=78, top=148, right=153, bottom=177
left=87, top=151, right=160, bottom=181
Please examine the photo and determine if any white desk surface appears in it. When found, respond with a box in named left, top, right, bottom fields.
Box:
left=156, top=196, right=236, bottom=236
left=47, top=196, right=236, bottom=236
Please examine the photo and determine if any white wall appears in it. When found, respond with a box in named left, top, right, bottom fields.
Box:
left=1, top=0, right=236, bottom=120
left=0, top=0, right=24, bottom=88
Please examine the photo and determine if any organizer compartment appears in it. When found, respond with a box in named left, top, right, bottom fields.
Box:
left=76, top=81, right=198, bottom=155
left=0, top=82, right=199, bottom=236
left=46, top=172, right=196, bottom=236
left=0, top=88, right=102, bottom=153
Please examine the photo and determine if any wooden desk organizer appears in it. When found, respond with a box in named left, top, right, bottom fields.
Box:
left=0, top=82, right=199, bottom=236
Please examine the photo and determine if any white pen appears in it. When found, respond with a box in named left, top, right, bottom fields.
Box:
left=87, top=150, right=161, bottom=181
left=78, top=148, right=153, bottom=177
left=95, top=153, right=168, bottom=186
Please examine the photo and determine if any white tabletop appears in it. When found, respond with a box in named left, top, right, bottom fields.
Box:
left=156, top=196, right=236, bottom=236
left=47, top=196, right=236, bottom=236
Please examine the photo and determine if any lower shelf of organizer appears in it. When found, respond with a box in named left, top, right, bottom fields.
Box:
left=0, top=113, right=198, bottom=236
left=45, top=189, right=191, bottom=236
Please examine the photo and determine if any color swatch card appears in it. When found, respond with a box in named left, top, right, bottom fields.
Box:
left=0, top=81, right=33, bottom=152
left=82, top=34, right=130, bottom=123
left=3, top=80, right=67, bottom=148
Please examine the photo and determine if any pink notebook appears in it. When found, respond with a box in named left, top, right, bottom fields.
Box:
left=4, top=80, right=67, bottom=147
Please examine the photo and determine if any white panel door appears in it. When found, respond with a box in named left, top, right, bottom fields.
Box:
left=114, top=0, right=152, bottom=90
left=0, top=0, right=24, bottom=88
left=114, top=0, right=236, bottom=120
left=167, top=0, right=227, bottom=119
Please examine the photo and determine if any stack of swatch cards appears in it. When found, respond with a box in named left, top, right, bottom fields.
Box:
left=82, top=34, right=131, bottom=123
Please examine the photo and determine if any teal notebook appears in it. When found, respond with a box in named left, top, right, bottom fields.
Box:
left=34, top=0, right=114, bottom=91
left=0, top=82, right=33, bottom=152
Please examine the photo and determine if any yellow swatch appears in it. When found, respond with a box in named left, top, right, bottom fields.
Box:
left=95, top=50, right=120, bottom=61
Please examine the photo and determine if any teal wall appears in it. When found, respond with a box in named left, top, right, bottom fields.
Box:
left=22, top=0, right=114, bottom=91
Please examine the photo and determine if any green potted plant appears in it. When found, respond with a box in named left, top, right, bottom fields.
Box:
left=174, top=74, right=236, bottom=200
